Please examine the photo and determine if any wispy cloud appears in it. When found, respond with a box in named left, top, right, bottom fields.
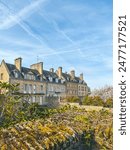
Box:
left=39, top=12, right=75, bottom=44
left=39, top=49, right=79, bottom=56
left=0, top=0, right=48, bottom=29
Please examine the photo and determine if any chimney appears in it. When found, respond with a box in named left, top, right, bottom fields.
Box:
left=80, top=73, right=83, bottom=80
left=30, top=62, right=43, bottom=75
left=50, top=68, right=54, bottom=73
left=58, top=67, right=62, bottom=78
left=15, top=57, right=22, bottom=72
left=70, top=70, right=75, bottom=79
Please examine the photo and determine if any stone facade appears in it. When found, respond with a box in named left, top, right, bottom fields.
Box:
left=0, top=58, right=89, bottom=105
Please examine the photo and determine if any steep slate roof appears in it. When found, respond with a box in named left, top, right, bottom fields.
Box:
left=62, top=73, right=86, bottom=84
left=6, top=63, right=16, bottom=71
left=5, top=63, right=86, bottom=84
left=43, top=70, right=58, bottom=78
left=6, top=63, right=40, bottom=80
left=22, top=67, right=39, bottom=75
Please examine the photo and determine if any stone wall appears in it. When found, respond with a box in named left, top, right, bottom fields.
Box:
left=49, top=131, right=97, bottom=150
left=0, top=61, right=9, bottom=83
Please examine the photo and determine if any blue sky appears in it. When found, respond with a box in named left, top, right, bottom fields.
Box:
left=0, top=0, right=112, bottom=89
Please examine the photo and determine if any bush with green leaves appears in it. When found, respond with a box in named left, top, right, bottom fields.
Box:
left=82, top=95, right=104, bottom=106
left=0, top=82, right=55, bottom=127
left=104, top=98, right=113, bottom=108
left=65, top=96, right=80, bottom=103
left=0, top=82, right=23, bottom=127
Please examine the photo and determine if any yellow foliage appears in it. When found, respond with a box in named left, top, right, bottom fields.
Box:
left=1, top=144, right=7, bottom=150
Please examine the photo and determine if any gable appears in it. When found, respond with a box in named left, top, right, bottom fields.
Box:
left=0, top=60, right=10, bottom=82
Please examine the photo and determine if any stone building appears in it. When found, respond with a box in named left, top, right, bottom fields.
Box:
left=0, top=57, right=89, bottom=105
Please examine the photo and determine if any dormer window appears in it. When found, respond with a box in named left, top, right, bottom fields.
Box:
left=27, top=74, right=31, bottom=79
left=14, top=71, right=18, bottom=78
left=61, top=79, right=64, bottom=83
left=49, top=76, right=53, bottom=82
left=34, top=76, right=36, bottom=80
left=24, top=74, right=27, bottom=79
left=67, top=77, right=70, bottom=81
left=30, top=74, right=35, bottom=80
left=39, top=77, right=42, bottom=81
left=24, top=73, right=35, bottom=80
left=56, top=78, right=58, bottom=83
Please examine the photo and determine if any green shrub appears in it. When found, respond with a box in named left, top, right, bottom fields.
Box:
left=82, top=96, right=104, bottom=106
left=66, top=96, right=80, bottom=103
left=104, top=98, right=113, bottom=108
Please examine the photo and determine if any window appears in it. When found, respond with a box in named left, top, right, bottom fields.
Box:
left=33, top=85, right=36, bottom=93
left=32, top=96, right=36, bottom=103
left=29, top=84, right=32, bottom=93
left=40, top=76, right=43, bottom=81
left=14, top=71, right=18, bottom=78
left=62, top=87, right=65, bottom=92
left=49, top=76, right=53, bottom=82
left=25, top=73, right=34, bottom=80
left=24, top=74, right=27, bottom=79
left=24, top=84, right=28, bottom=93
left=0, top=73, right=3, bottom=80
left=29, top=96, right=32, bottom=103
left=56, top=78, right=58, bottom=83
left=27, top=74, right=31, bottom=79
left=61, top=79, right=64, bottom=83
left=85, top=87, right=86, bottom=91
left=51, top=86, right=54, bottom=91
left=31, top=75, right=35, bottom=80
left=41, top=85, right=43, bottom=92
left=40, top=96, right=43, bottom=105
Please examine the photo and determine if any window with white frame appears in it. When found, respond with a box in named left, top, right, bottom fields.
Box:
left=79, top=86, right=81, bottom=91
left=14, top=71, right=18, bottom=78
left=24, top=74, right=27, bottom=79
left=33, top=85, right=36, bottom=93
left=29, top=84, right=32, bottom=93
left=29, top=96, right=32, bottom=103
left=49, top=76, right=53, bottom=82
left=40, top=96, right=43, bottom=105
left=56, top=78, right=58, bottom=83
left=32, top=96, right=36, bottom=103
left=41, top=85, right=43, bottom=93
left=51, top=86, right=53, bottom=91
left=24, top=84, right=28, bottom=93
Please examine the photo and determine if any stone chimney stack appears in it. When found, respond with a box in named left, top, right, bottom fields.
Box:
left=70, top=70, right=75, bottom=79
left=80, top=73, right=83, bottom=80
left=15, top=57, right=22, bottom=72
left=30, top=62, right=43, bottom=75
left=58, top=67, right=62, bottom=78
left=50, top=68, right=54, bottom=73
